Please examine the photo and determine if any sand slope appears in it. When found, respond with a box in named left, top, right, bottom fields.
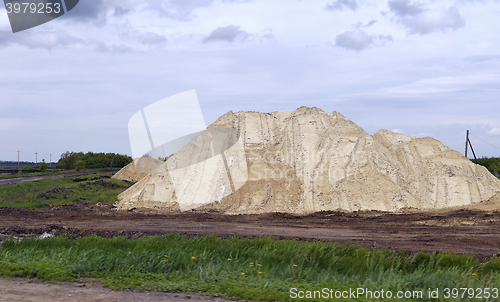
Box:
left=116, top=107, right=500, bottom=214
left=112, top=157, right=163, bottom=183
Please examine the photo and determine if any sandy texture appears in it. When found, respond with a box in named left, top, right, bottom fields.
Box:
left=0, top=278, right=231, bottom=302
left=112, top=158, right=163, bottom=183
left=116, top=107, right=500, bottom=214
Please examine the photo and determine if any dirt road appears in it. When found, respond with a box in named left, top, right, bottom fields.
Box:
left=0, top=170, right=119, bottom=187
left=1, top=204, right=500, bottom=258
left=0, top=277, right=233, bottom=302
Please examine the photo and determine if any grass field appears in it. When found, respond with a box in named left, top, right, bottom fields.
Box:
left=0, top=234, right=499, bottom=301
left=0, top=172, right=131, bottom=209
left=0, top=168, right=119, bottom=179
left=0, top=169, right=67, bottom=178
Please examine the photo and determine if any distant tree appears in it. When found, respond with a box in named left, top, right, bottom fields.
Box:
left=111, top=154, right=121, bottom=167
left=142, top=154, right=151, bottom=158
left=473, top=157, right=500, bottom=174
left=58, top=151, right=132, bottom=169
left=22, top=165, right=33, bottom=170
left=75, top=160, right=86, bottom=172
left=57, top=151, right=81, bottom=170
left=119, top=154, right=133, bottom=166
left=40, top=159, right=48, bottom=170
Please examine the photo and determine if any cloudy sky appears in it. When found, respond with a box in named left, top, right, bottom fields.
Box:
left=1, top=0, right=500, bottom=162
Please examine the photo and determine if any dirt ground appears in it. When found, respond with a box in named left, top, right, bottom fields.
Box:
left=1, top=203, right=500, bottom=300
left=0, top=277, right=234, bottom=302
left=1, top=203, right=500, bottom=259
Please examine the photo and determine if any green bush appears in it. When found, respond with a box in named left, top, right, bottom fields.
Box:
left=57, top=151, right=81, bottom=170
left=474, top=156, right=500, bottom=174
left=22, top=166, right=34, bottom=171
left=40, top=159, right=48, bottom=171
left=75, top=160, right=85, bottom=172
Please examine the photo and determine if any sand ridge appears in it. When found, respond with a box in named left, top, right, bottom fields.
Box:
left=112, top=157, right=163, bottom=183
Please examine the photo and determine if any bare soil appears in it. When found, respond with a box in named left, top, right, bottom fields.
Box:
left=0, top=277, right=233, bottom=302
left=1, top=204, right=500, bottom=259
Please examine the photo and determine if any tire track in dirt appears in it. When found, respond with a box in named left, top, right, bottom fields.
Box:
left=1, top=204, right=500, bottom=258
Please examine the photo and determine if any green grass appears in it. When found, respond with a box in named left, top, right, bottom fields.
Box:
left=0, top=168, right=119, bottom=179
left=0, top=172, right=131, bottom=209
left=0, top=234, right=498, bottom=301
left=0, top=170, right=65, bottom=178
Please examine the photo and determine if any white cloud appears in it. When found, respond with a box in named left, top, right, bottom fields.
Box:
left=385, top=74, right=500, bottom=95
left=388, top=0, right=465, bottom=35
left=325, top=0, right=359, bottom=11
left=354, top=20, right=377, bottom=28
left=202, top=25, right=250, bottom=43
left=488, top=128, right=500, bottom=135
left=388, top=0, right=425, bottom=16
left=335, top=29, right=393, bottom=51
left=143, top=0, right=253, bottom=21
left=0, top=30, right=87, bottom=50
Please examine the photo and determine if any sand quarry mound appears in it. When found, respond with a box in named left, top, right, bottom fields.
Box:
left=115, top=107, right=500, bottom=214
left=112, top=157, right=163, bottom=183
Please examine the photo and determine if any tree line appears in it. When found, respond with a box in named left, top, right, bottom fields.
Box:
left=473, top=156, right=500, bottom=176
left=57, top=151, right=133, bottom=170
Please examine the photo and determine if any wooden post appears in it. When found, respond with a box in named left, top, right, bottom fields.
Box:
left=465, top=130, right=469, bottom=158
left=468, top=138, right=478, bottom=164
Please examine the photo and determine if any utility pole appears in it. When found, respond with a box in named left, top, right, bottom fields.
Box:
left=17, top=149, right=20, bottom=171
left=465, top=130, right=478, bottom=164
left=50, top=154, right=52, bottom=168
left=465, top=130, right=469, bottom=158
left=35, top=152, right=38, bottom=168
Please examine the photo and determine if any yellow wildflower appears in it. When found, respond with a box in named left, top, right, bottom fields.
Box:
left=241, top=272, right=245, bottom=275
left=472, top=273, right=477, bottom=276
left=257, top=264, right=262, bottom=267
left=228, top=258, right=232, bottom=261
left=293, top=264, right=297, bottom=267
left=258, top=272, right=263, bottom=275
left=191, top=256, right=196, bottom=259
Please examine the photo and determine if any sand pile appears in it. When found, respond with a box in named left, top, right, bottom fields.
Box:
left=116, top=107, right=500, bottom=214
left=112, top=157, right=163, bottom=183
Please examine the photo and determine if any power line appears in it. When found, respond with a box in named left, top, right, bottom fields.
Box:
left=0, top=149, right=55, bottom=155
left=470, top=135, right=500, bottom=151
left=476, top=132, right=500, bottom=136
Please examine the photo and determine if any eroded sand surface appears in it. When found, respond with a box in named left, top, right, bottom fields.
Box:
left=116, top=107, right=500, bottom=214
left=112, top=158, right=163, bottom=183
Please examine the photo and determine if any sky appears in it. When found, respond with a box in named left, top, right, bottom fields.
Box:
left=1, top=0, right=500, bottom=163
